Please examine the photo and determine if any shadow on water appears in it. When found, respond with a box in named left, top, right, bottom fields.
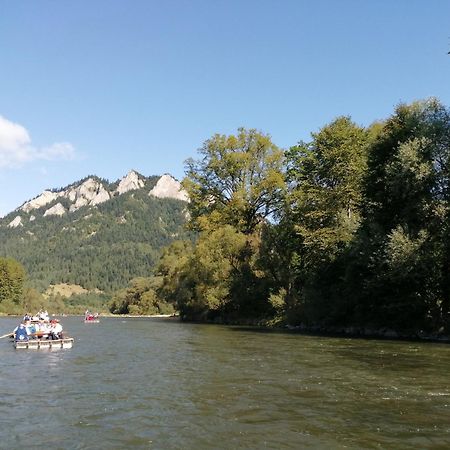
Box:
left=226, top=323, right=450, bottom=344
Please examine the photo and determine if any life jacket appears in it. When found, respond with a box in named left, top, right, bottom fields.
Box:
left=15, top=325, right=29, bottom=341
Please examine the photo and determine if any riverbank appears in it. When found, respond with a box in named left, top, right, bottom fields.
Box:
left=180, top=314, right=450, bottom=343
left=281, top=323, right=450, bottom=343
left=86, top=313, right=179, bottom=319
left=0, top=313, right=178, bottom=319
left=3, top=311, right=448, bottom=342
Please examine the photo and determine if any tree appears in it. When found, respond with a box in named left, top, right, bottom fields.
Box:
left=109, top=276, right=175, bottom=315
left=156, top=229, right=246, bottom=320
left=21, top=287, right=46, bottom=313
left=286, top=117, right=368, bottom=268
left=156, top=240, right=195, bottom=309
left=155, top=225, right=275, bottom=321
left=0, top=257, right=26, bottom=305
left=348, top=98, right=450, bottom=331
left=183, top=128, right=285, bottom=234
left=169, top=128, right=286, bottom=322
left=274, top=117, right=369, bottom=326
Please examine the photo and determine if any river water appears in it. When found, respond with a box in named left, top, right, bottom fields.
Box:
left=0, top=316, right=449, bottom=449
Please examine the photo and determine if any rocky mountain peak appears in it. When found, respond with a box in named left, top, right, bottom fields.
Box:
left=20, top=190, right=60, bottom=213
left=116, top=170, right=145, bottom=195
left=66, top=177, right=110, bottom=212
left=43, top=202, right=66, bottom=217
left=8, top=215, right=23, bottom=228
left=5, top=170, right=187, bottom=221
left=149, top=174, right=188, bottom=202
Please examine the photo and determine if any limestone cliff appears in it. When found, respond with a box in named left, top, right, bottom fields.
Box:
left=20, top=190, right=61, bottom=213
left=149, top=174, right=188, bottom=202
left=8, top=216, right=23, bottom=228
left=43, top=202, right=66, bottom=217
left=8, top=170, right=187, bottom=220
left=116, top=170, right=145, bottom=195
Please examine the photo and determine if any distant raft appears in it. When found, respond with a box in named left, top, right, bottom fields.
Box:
left=84, top=313, right=100, bottom=323
left=14, top=338, right=74, bottom=350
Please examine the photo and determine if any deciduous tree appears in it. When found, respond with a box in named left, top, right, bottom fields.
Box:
left=183, top=128, right=285, bottom=234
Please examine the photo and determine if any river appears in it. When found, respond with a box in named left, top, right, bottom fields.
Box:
left=0, top=316, right=449, bottom=449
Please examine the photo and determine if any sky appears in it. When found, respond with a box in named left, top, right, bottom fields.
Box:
left=1, top=0, right=449, bottom=217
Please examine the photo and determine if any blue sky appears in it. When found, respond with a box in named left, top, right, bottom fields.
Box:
left=0, top=0, right=449, bottom=217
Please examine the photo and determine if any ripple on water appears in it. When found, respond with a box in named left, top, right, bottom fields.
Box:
left=1, top=317, right=449, bottom=448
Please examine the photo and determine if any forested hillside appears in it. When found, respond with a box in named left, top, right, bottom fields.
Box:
left=0, top=174, right=190, bottom=293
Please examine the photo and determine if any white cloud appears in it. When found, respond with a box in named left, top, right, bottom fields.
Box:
left=37, top=142, right=76, bottom=161
left=0, top=115, right=76, bottom=168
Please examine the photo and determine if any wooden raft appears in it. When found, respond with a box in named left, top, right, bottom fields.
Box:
left=14, top=338, right=74, bottom=349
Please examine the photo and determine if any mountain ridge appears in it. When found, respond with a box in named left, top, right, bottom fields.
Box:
left=0, top=170, right=191, bottom=293
left=3, top=170, right=188, bottom=226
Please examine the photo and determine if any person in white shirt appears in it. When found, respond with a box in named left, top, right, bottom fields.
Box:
left=48, top=320, right=63, bottom=340
left=35, top=319, right=50, bottom=339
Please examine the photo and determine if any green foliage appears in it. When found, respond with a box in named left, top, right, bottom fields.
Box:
left=0, top=257, right=26, bottom=305
left=21, top=287, right=46, bottom=313
left=109, top=276, right=174, bottom=315
left=183, top=128, right=285, bottom=234
left=344, top=98, right=450, bottom=332
left=286, top=117, right=368, bottom=268
left=156, top=229, right=244, bottom=319
left=271, top=117, right=369, bottom=327
left=170, top=128, right=286, bottom=322
left=155, top=226, right=274, bottom=322
left=258, top=221, right=303, bottom=324
left=164, top=99, right=449, bottom=334
left=0, top=187, right=189, bottom=294
left=55, top=292, right=110, bottom=314
left=3, top=100, right=450, bottom=334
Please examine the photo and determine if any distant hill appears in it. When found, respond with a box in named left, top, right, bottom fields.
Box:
left=0, top=170, right=190, bottom=292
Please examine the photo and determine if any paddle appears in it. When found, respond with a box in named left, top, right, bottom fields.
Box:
left=0, top=332, right=13, bottom=339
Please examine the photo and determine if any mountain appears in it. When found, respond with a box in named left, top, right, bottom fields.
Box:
left=0, top=171, right=190, bottom=293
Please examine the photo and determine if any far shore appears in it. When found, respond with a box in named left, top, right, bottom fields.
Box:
left=94, top=313, right=179, bottom=318
left=0, top=313, right=179, bottom=319
left=1, top=312, right=448, bottom=343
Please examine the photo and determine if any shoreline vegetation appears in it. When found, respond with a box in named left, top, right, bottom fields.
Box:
left=148, top=103, right=450, bottom=340
left=1, top=312, right=448, bottom=343
left=2, top=99, right=450, bottom=340
left=0, top=313, right=178, bottom=319
left=189, top=317, right=450, bottom=343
